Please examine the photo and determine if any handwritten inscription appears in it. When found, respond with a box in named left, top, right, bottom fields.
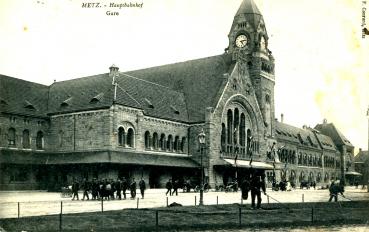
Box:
left=81, top=2, right=144, bottom=16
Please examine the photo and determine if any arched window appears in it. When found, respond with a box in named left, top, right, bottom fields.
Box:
left=8, top=128, right=16, bottom=146
left=58, top=130, right=64, bottom=147
left=118, top=127, right=125, bottom=146
left=174, top=136, right=179, bottom=152
left=240, top=114, right=246, bottom=147
left=160, top=134, right=166, bottom=150
left=221, top=123, right=226, bottom=152
left=227, top=109, right=233, bottom=144
left=36, top=131, right=44, bottom=150
left=308, top=172, right=314, bottom=182
left=152, top=133, right=158, bottom=150
left=167, top=135, right=173, bottom=151
left=299, top=171, right=305, bottom=182
left=144, top=131, right=151, bottom=149
left=22, top=129, right=30, bottom=148
left=127, top=128, right=134, bottom=147
left=234, top=108, right=239, bottom=145
left=180, top=137, right=186, bottom=152
left=317, top=173, right=322, bottom=183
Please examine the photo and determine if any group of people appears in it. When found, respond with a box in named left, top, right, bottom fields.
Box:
left=240, top=171, right=267, bottom=210
left=70, top=177, right=146, bottom=201
left=165, top=179, right=180, bottom=196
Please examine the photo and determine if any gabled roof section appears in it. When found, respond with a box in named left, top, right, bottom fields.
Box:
left=275, top=121, right=320, bottom=149
left=90, top=92, right=104, bottom=103
left=125, top=54, right=233, bottom=122
left=355, top=150, right=369, bottom=162
left=314, top=122, right=353, bottom=147
left=0, top=74, right=49, bottom=117
left=313, top=131, right=337, bottom=151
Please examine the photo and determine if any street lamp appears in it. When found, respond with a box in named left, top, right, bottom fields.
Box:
left=198, top=129, right=206, bottom=206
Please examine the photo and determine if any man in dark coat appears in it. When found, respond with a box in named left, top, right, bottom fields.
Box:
left=91, top=178, right=99, bottom=200
left=328, top=180, right=344, bottom=202
left=122, top=177, right=128, bottom=199
left=130, top=178, right=137, bottom=199
left=250, top=172, right=266, bottom=209
left=81, top=178, right=90, bottom=200
left=241, top=177, right=250, bottom=200
left=115, top=178, right=122, bottom=200
left=71, top=179, right=79, bottom=200
left=172, top=180, right=179, bottom=196
left=166, top=179, right=172, bottom=196
left=139, top=178, right=146, bottom=199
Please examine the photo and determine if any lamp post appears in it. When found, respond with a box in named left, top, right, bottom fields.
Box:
left=367, top=106, right=369, bottom=192
left=198, top=129, right=206, bottom=206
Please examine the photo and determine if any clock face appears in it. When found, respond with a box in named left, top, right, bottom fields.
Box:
left=235, top=34, right=248, bottom=48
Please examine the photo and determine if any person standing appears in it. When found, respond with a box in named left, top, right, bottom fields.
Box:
left=91, top=178, right=99, bottom=200
left=122, top=177, right=128, bottom=199
left=139, top=178, right=146, bottom=199
left=241, top=177, right=250, bottom=200
left=81, top=178, right=90, bottom=200
left=115, top=178, right=122, bottom=200
left=130, top=178, right=137, bottom=199
left=250, top=172, right=266, bottom=209
left=328, top=180, right=345, bottom=202
left=166, top=179, right=172, bottom=196
left=72, top=179, right=80, bottom=201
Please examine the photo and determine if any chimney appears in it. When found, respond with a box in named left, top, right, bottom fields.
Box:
left=323, top=118, right=327, bottom=124
left=281, top=113, right=284, bottom=123
left=302, top=125, right=307, bottom=129
left=109, top=64, right=119, bottom=77
left=359, top=148, right=362, bottom=152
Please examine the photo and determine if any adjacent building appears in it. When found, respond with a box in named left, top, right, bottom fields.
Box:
left=0, top=0, right=355, bottom=190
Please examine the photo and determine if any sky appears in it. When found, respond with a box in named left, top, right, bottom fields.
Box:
left=0, top=0, right=368, bottom=154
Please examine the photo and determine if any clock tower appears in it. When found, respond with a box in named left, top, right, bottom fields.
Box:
left=227, top=0, right=276, bottom=138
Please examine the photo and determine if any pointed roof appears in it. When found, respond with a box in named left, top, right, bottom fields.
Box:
left=234, top=0, right=264, bottom=30
left=236, top=0, right=262, bottom=16
left=314, top=122, right=353, bottom=147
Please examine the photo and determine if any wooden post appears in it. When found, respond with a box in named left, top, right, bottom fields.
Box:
left=60, top=201, right=63, bottom=215
left=241, top=197, right=243, bottom=205
left=217, top=196, right=218, bottom=205
left=101, top=198, right=104, bottom=212
left=166, top=197, right=168, bottom=207
left=311, top=207, right=314, bottom=223
left=195, top=196, right=197, bottom=206
left=59, top=213, right=62, bottom=231
left=239, top=207, right=242, bottom=226
left=302, top=194, right=304, bottom=203
left=267, top=196, right=270, bottom=204
left=137, top=198, right=139, bottom=209
left=155, top=210, right=159, bottom=231
left=17, top=202, right=20, bottom=218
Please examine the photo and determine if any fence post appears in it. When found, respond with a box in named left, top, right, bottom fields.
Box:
left=195, top=196, right=197, bottom=206
left=267, top=195, right=270, bottom=204
left=302, top=194, right=304, bottom=203
left=311, top=207, right=314, bottom=223
left=166, top=197, right=168, bottom=207
left=155, top=210, right=159, bottom=231
left=239, top=207, right=242, bottom=226
left=60, top=201, right=63, bottom=215
left=217, top=196, right=218, bottom=205
left=17, top=202, right=20, bottom=218
left=137, top=198, right=139, bottom=209
left=101, top=198, right=104, bottom=213
left=241, top=197, right=243, bottom=205
left=59, top=213, right=62, bottom=231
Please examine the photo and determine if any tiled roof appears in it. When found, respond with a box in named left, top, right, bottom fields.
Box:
left=275, top=121, right=320, bottom=149
left=313, top=132, right=337, bottom=151
left=126, top=54, right=233, bottom=122
left=314, top=123, right=353, bottom=147
left=0, top=75, right=49, bottom=117
left=355, top=150, right=369, bottom=162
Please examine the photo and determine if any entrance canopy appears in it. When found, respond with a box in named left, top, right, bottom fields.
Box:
left=345, top=171, right=362, bottom=176
left=222, top=158, right=274, bottom=170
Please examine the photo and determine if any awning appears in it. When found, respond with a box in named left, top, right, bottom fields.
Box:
left=0, top=149, right=199, bottom=168
left=223, top=158, right=275, bottom=170
left=345, top=171, right=362, bottom=176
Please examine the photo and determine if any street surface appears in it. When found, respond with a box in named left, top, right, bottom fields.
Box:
left=0, top=187, right=368, bottom=219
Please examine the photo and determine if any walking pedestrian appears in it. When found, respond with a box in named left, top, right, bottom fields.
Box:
left=122, top=177, right=128, bottom=199
left=172, top=180, right=179, bottom=196
left=328, top=180, right=345, bottom=202
left=250, top=172, right=266, bottom=209
left=139, top=178, right=146, bottom=199
left=91, top=178, right=99, bottom=200
left=241, top=177, right=250, bottom=200
left=166, top=179, right=172, bottom=196
left=130, top=178, right=137, bottom=199
left=81, top=178, right=90, bottom=200
left=72, top=179, right=80, bottom=201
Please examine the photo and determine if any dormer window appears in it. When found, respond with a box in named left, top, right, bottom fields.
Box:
left=61, top=97, right=72, bottom=107
left=0, top=98, right=8, bottom=105
left=90, top=93, right=104, bottom=104
left=144, top=98, right=154, bottom=109
left=170, top=105, right=180, bottom=114
left=24, top=100, right=36, bottom=110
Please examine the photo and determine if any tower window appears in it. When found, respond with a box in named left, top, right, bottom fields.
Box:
left=265, top=94, right=270, bottom=104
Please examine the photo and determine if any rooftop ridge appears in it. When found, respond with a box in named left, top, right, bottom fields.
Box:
left=0, top=74, right=48, bottom=87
